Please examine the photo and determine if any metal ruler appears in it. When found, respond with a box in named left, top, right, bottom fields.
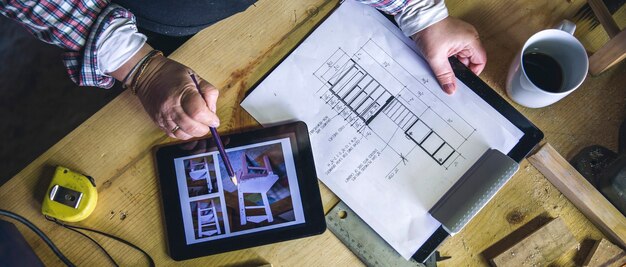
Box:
left=325, top=201, right=436, bottom=267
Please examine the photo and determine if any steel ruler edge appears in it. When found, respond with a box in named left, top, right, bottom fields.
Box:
left=325, top=201, right=436, bottom=267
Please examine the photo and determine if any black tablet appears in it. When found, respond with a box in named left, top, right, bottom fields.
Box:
left=241, top=4, right=543, bottom=263
left=154, top=121, right=326, bottom=261
left=410, top=57, right=544, bottom=262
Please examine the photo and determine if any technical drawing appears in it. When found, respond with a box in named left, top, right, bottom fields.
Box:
left=316, top=56, right=394, bottom=133
left=313, top=39, right=477, bottom=169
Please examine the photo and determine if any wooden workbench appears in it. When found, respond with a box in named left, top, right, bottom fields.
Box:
left=1, top=0, right=625, bottom=266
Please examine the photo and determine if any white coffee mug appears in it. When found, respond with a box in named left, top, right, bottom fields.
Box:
left=506, top=20, right=588, bottom=108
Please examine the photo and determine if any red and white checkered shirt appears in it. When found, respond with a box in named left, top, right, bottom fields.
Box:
left=0, top=0, right=409, bottom=88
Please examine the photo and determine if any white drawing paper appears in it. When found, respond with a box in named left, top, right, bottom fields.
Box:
left=241, top=0, right=523, bottom=259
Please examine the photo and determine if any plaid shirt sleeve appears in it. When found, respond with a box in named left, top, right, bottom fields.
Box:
left=354, top=0, right=409, bottom=15
left=0, top=1, right=135, bottom=88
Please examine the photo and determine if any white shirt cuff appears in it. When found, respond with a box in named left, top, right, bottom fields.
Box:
left=96, top=18, right=147, bottom=74
left=394, top=0, right=449, bottom=37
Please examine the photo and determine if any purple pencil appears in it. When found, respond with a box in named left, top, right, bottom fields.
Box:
left=189, top=72, right=238, bottom=185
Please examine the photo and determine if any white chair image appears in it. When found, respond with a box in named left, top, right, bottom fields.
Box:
left=188, top=159, right=213, bottom=193
left=237, top=153, right=279, bottom=225
left=197, top=199, right=221, bottom=237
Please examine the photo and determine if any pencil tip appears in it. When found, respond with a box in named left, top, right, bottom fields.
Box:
left=231, top=175, right=238, bottom=186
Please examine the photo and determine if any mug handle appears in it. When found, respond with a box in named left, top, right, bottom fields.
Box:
left=554, top=19, right=576, bottom=35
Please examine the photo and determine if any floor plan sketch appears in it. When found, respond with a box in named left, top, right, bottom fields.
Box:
left=241, top=1, right=524, bottom=259
left=313, top=40, right=476, bottom=171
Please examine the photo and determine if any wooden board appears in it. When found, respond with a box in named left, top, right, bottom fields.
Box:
left=0, top=0, right=625, bottom=266
left=490, top=217, right=577, bottom=267
left=438, top=2, right=626, bottom=267
left=587, top=0, right=626, bottom=75
left=584, top=239, right=626, bottom=267
left=588, top=0, right=621, bottom=38
left=528, top=143, right=626, bottom=248
left=589, top=29, right=626, bottom=75
left=0, top=1, right=354, bottom=266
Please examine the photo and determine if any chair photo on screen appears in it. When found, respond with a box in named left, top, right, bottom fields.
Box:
left=237, top=153, right=279, bottom=225
left=197, top=199, right=221, bottom=237
left=188, top=158, right=213, bottom=193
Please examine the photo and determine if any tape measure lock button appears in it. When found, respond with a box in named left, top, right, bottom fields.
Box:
left=49, top=184, right=84, bottom=209
left=42, top=166, right=98, bottom=222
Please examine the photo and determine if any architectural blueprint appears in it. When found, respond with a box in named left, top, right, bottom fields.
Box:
left=241, top=0, right=524, bottom=259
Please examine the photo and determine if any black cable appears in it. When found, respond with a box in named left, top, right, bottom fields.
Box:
left=53, top=220, right=119, bottom=267
left=0, top=209, right=76, bottom=267
left=46, top=217, right=155, bottom=267
left=0, top=209, right=154, bottom=267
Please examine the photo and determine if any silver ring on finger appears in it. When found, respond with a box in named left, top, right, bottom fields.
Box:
left=171, top=125, right=181, bottom=133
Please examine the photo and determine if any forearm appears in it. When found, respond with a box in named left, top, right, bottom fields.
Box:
left=353, top=0, right=408, bottom=15
left=109, top=43, right=152, bottom=86
left=0, top=0, right=109, bottom=51
left=395, top=0, right=448, bottom=37
left=353, top=0, right=449, bottom=37
left=0, top=1, right=139, bottom=88
left=97, top=16, right=147, bottom=75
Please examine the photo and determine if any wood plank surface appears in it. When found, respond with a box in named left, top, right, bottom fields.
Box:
left=0, top=1, right=353, bottom=266
left=589, top=29, right=626, bottom=75
left=588, top=0, right=621, bottom=38
left=583, top=239, right=626, bottom=267
left=528, top=143, right=626, bottom=248
left=490, top=217, right=577, bottom=267
left=1, top=0, right=625, bottom=266
left=439, top=2, right=626, bottom=266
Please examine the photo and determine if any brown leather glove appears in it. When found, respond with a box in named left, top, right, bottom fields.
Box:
left=133, top=54, right=220, bottom=140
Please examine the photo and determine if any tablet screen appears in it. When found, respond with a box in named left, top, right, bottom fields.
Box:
left=172, top=137, right=306, bottom=245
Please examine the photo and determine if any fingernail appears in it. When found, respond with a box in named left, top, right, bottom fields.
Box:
left=210, top=119, right=220, bottom=128
left=443, top=83, right=455, bottom=95
left=209, top=104, right=217, bottom=113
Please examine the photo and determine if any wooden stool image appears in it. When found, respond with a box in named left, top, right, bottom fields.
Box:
left=197, top=199, right=221, bottom=237
left=189, top=158, right=213, bottom=193
left=237, top=153, right=279, bottom=225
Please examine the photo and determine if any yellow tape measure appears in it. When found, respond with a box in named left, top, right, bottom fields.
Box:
left=42, top=166, right=97, bottom=222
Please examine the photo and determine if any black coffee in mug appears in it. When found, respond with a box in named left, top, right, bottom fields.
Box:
left=522, top=52, right=564, bottom=93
